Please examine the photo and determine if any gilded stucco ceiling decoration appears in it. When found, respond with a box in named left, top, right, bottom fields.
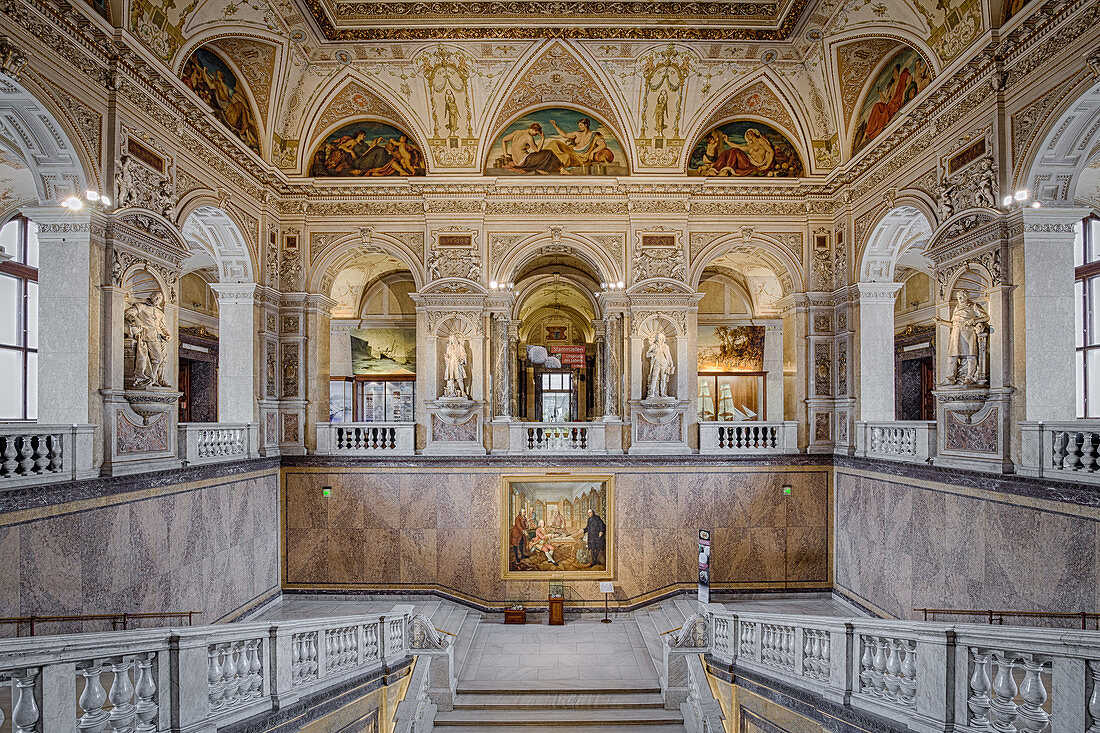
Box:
left=703, top=79, right=798, bottom=137
left=308, top=80, right=406, bottom=146
left=207, top=37, right=278, bottom=127
left=835, top=37, right=903, bottom=125
left=301, top=0, right=810, bottom=40
left=490, top=42, right=625, bottom=145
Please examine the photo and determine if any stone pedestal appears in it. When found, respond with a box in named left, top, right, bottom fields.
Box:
left=100, top=389, right=182, bottom=475
left=602, top=415, right=624, bottom=455
left=423, top=400, right=486, bottom=455
left=210, top=283, right=261, bottom=424
left=855, top=283, right=902, bottom=421
left=933, top=387, right=1014, bottom=472
left=489, top=416, right=512, bottom=454
left=628, top=399, right=690, bottom=454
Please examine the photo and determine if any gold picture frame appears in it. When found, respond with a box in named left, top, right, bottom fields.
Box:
left=501, top=473, right=614, bottom=580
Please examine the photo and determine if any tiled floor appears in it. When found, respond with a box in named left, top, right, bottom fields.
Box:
left=715, top=593, right=860, bottom=617
left=459, top=615, right=658, bottom=683
left=252, top=595, right=442, bottom=621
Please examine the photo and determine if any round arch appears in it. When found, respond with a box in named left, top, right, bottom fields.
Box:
left=494, top=232, right=620, bottom=287
left=309, top=231, right=426, bottom=295
left=181, top=205, right=256, bottom=283
left=688, top=233, right=805, bottom=296
left=512, top=272, right=603, bottom=323
left=1019, top=77, right=1100, bottom=204
left=858, top=204, right=934, bottom=282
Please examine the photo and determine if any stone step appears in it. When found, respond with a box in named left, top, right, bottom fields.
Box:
left=453, top=691, right=666, bottom=709
left=434, top=726, right=687, bottom=732
left=435, top=708, right=684, bottom=726
left=452, top=609, right=482, bottom=672
left=456, top=681, right=662, bottom=694
left=631, top=611, right=667, bottom=681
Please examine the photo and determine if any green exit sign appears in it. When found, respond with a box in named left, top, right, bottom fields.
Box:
left=782, top=485, right=792, bottom=496
left=322, top=487, right=332, bottom=497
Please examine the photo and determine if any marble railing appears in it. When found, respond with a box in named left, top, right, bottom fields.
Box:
left=698, top=421, right=798, bottom=454
left=315, top=422, right=416, bottom=455
left=508, top=421, right=607, bottom=453
left=178, top=422, right=256, bottom=465
left=854, top=420, right=937, bottom=463
left=0, top=607, right=414, bottom=733
left=0, top=422, right=97, bottom=488
left=696, top=605, right=1100, bottom=733
left=1020, top=420, right=1100, bottom=483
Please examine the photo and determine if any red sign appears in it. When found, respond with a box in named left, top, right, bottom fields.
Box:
left=551, top=345, right=587, bottom=366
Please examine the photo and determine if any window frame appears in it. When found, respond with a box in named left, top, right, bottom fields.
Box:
left=0, top=215, right=38, bottom=421
left=1075, top=215, right=1100, bottom=418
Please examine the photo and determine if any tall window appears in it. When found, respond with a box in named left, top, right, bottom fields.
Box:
left=1075, top=215, right=1100, bottom=417
left=0, top=216, right=38, bottom=420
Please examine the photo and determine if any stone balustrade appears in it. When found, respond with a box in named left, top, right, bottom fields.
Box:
left=1019, top=420, right=1100, bottom=483
left=315, top=422, right=416, bottom=455
left=508, top=422, right=607, bottom=453
left=854, top=420, right=937, bottom=463
left=178, top=423, right=256, bottom=465
left=698, top=605, right=1100, bottom=733
left=698, top=421, right=798, bottom=454
left=0, top=607, right=413, bottom=732
left=0, top=423, right=97, bottom=489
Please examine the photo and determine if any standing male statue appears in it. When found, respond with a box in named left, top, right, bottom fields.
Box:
left=125, top=291, right=171, bottom=388
left=442, top=331, right=468, bottom=399
left=937, top=290, right=989, bottom=385
left=645, top=330, right=675, bottom=399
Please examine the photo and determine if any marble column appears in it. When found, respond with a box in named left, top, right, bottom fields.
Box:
left=490, top=312, right=511, bottom=419
left=855, top=283, right=902, bottom=421
left=764, top=323, right=783, bottom=421
left=33, top=209, right=96, bottom=424
left=303, top=294, right=334, bottom=452
left=1020, top=207, right=1087, bottom=421
left=210, top=283, right=260, bottom=424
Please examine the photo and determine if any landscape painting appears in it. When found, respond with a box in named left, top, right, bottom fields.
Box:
left=502, top=475, right=613, bottom=579
left=688, top=120, right=804, bottom=177
left=851, top=48, right=932, bottom=155
left=180, top=47, right=262, bottom=155
left=351, top=328, right=416, bottom=375
left=697, top=325, right=765, bottom=371
left=486, top=108, right=629, bottom=176
left=309, top=120, right=426, bottom=177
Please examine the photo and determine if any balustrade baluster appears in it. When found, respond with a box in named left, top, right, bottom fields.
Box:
left=78, top=661, right=110, bottom=733
left=1, top=436, right=17, bottom=476
left=869, top=637, right=887, bottom=696
left=134, top=653, right=158, bottom=732
left=106, top=657, right=137, bottom=731
left=10, top=668, right=39, bottom=733
left=883, top=639, right=902, bottom=700
left=989, top=652, right=1019, bottom=732
left=969, top=649, right=993, bottom=728
left=16, top=437, right=33, bottom=474
left=1014, top=658, right=1050, bottom=733
left=1087, top=660, right=1100, bottom=733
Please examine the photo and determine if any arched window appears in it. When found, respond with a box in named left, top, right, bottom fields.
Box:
left=0, top=216, right=38, bottom=420
left=1074, top=214, right=1100, bottom=417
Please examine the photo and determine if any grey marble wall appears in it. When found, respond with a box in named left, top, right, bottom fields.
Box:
left=834, top=467, right=1099, bottom=620
left=0, top=467, right=279, bottom=635
left=283, top=464, right=831, bottom=604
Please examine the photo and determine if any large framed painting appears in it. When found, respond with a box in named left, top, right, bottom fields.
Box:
left=688, top=120, right=803, bottom=177
left=502, top=474, right=613, bottom=580
left=851, top=48, right=932, bottom=155
left=180, top=48, right=262, bottom=155
left=309, top=120, right=426, bottom=177
left=486, top=108, right=629, bottom=176
left=351, top=327, right=416, bottom=376
left=697, top=325, right=765, bottom=372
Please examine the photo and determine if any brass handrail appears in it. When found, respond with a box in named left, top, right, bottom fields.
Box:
left=434, top=627, right=458, bottom=637
left=915, top=608, right=1099, bottom=629
left=0, top=611, right=201, bottom=636
left=659, top=626, right=683, bottom=636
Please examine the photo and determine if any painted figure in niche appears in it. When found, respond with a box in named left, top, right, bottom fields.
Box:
left=444, top=89, right=460, bottom=137
left=181, top=48, right=261, bottom=155
left=645, top=331, right=675, bottom=399
left=487, top=108, right=629, bottom=176
left=851, top=49, right=932, bottom=154
left=653, top=89, right=669, bottom=138
left=442, top=331, right=468, bottom=398
left=936, top=290, right=989, bottom=385
left=582, top=509, right=606, bottom=568
left=125, top=291, right=171, bottom=388
left=309, top=121, right=426, bottom=177
left=688, top=121, right=803, bottom=177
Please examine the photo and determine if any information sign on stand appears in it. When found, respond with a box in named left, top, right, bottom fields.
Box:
left=599, top=581, right=614, bottom=623
left=698, top=529, right=711, bottom=604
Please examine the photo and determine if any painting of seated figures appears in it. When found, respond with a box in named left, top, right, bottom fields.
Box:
left=688, top=120, right=804, bottom=177
left=503, top=475, right=613, bottom=579
left=486, top=108, right=629, bottom=176
left=309, top=120, right=427, bottom=177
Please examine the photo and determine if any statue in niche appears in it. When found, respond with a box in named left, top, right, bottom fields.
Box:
left=645, top=331, right=675, bottom=399
left=125, top=291, right=171, bottom=388
left=442, top=331, right=469, bottom=399
left=936, top=290, right=989, bottom=385
left=115, top=154, right=137, bottom=209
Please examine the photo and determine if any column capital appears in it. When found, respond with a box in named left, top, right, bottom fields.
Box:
left=210, top=282, right=262, bottom=304
left=22, top=206, right=98, bottom=238
left=855, top=282, right=902, bottom=301
left=1019, top=205, right=1090, bottom=234
left=305, top=293, right=337, bottom=315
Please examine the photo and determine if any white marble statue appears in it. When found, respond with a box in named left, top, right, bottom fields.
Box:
left=125, top=291, right=171, bottom=388
left=645, top=331, right=675, bottom=399
left=936, top=290, right=989, bottom=385
left=442, top=331, right=469, bottom=399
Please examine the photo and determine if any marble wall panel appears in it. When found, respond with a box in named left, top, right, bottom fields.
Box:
left=0, top=468, right=279, bottom=635
left=835, top=467, right=1100, bottom=620
left=282, top=465, right=831, bottom=604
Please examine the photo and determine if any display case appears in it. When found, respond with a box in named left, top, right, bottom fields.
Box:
left=697, top=372, right=765, bottom=421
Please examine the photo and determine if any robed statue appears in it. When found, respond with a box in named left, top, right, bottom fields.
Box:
left=936, top=290, right=989, bottom=385
left=442, top=331, right=468, bottom=399
left=125, top=291, right=171, bottom=388
left=645, top=331, right=675, bottom=399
